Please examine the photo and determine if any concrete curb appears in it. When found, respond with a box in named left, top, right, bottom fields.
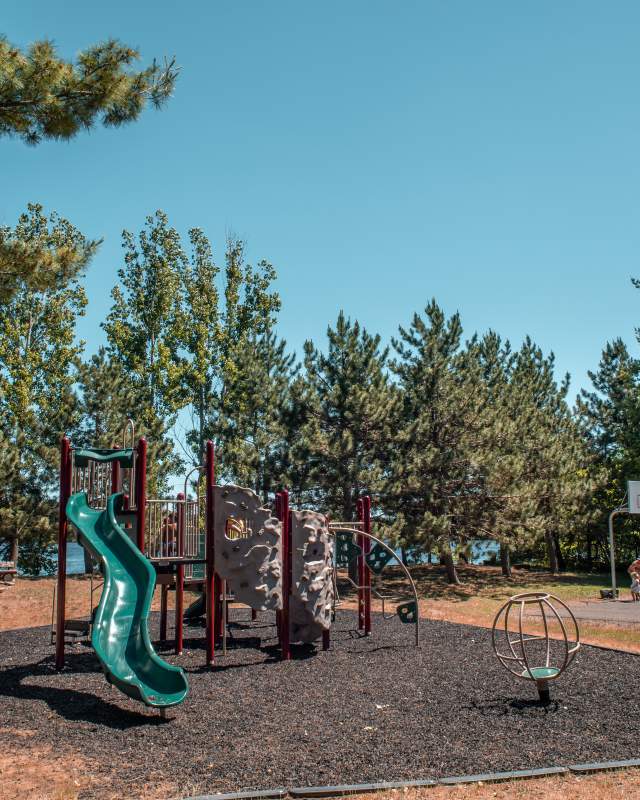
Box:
left=569, top=758, right=640, bottom=773
left=438, top=766, right=568, bottom=785
left=288, top=779, right=438, bottom=797
left=185, top=759, right=640, bottom=800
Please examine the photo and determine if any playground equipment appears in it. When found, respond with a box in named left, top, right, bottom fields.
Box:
left=329, top=504, right=420, bottom=646
left=55, top=422, right=420, bottom=712
left=0, top=561, right=16, bottom=589
left=66, top=492, right=188, bottom=710
left=492, top=592, right=581, bottom=703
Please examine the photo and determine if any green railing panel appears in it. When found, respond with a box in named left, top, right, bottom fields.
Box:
left=335, top=533, right=362, bottom=567
left=73, top=448, right=134, bottom=468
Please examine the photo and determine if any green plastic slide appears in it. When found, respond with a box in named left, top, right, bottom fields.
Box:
left=66, top=492, right=188, bottom=709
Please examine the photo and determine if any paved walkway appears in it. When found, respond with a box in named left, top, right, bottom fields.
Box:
left=525, top=599, right=640, bottom=624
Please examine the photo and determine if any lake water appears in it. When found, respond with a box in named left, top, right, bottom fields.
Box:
left=46, top=539, right=499, bottom=576
left=46, top=541, right=86, bottom=575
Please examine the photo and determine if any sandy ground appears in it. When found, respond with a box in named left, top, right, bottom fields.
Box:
left=1, top=740, right=640, bottom=800
left=354, top=771, right=640, bottom=800
left=0, top=577, right=199, bottom=634
left=0, top=733, right=181, bottom=799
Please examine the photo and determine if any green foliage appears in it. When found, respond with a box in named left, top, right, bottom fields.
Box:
left=384, top=301, right=486, bottom=580
left=0, top=203, right=100, bottom=304
left=577, top=334, right=640, bottom=567
left=0, top=205, right=89, bottom=565
left=0, top=36, right=177, bottom=144
left=289, top=311, right=395, bottom=518
left=75, top=347, right=140, bottom=448
left=177, top=233, right=283, bottom=483
left=103, top=211, right=185, bottom=420
left=17, top=532, right=57, bottom=577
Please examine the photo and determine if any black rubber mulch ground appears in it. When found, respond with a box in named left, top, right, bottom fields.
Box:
left=1, top=610, right=639, bottom=800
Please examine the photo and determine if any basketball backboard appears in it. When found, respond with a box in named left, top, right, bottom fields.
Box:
left=628, top=481, right=640, bottom=514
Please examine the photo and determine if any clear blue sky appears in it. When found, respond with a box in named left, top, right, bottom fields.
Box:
left=4, top=1, right=640, bottom=399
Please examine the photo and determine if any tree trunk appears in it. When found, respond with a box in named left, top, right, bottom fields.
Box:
left=586, top=535, right=593, bottom=571
left=545, top=531, right=559, bottom=575
left=440, top=546, right=460, bottom=585
left=553, top=532, right=566, bottom=571
left=500, top=542, right=511, bottom=578
left=9, top=535, right=18, bottom=565
left=83, top=545, right=93, bottom=574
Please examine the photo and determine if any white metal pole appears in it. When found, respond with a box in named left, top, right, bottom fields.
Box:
left=608, top=506, right=626, bottom=599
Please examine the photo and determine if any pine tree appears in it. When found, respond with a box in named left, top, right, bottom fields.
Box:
left=510, top=339, right=594, bottom=575
left=386, top=301, right=487, bottom=584
left=75, top=348, right=177, bottom=496
left=468, top=331, right=523, bottom=577
left=75, top=347, right=141, bottom=448
left=0, top=36, right=177, bottom=144
left=221, top=328, right=296, bottom=500
left=292, top=311, right=395, bottom=520
left=577, top=339, right=640, bottom=566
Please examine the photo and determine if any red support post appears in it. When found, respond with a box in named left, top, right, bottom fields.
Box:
left=275, top=492, right=282, bottom=644
left=280, top=490, right=291, bottom=660
left=135, top=438, right=147, bottom=553
left=205, top=441, right=216, bottom=666
left=175, top=492, right=185, bottom=655
left=357, top=498, right=365, bottom=631
left=160, top=585, right=168, bottom=641
left=215, top=574, right=224, bottom=643
left=55, top=436, right=72, bottom=670
left=363, top=495, right=372, bottom=636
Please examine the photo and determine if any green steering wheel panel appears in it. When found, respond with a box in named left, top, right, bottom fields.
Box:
left=397, top=600, right=417, bottom=624
left=365, top=543, right=394, bottom=575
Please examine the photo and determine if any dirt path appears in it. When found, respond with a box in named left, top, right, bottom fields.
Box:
left=354, top=770, right=640, bottom=800
left=0, top=577, right=198, bottom=633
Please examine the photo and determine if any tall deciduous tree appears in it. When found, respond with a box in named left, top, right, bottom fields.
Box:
left=179, top=235, right=281, bottom=478
left=0, top=204, right=99, bottom=303
left=0, top=36, right=177, bottom=144
left=0, top=205, right=87, bottom=567
left=103, top=210, right=185, bottom=424
left=220, top=327, right=296, bottom=500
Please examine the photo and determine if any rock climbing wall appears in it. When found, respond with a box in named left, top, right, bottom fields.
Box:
left=290, top=510, right=334, bottom=643
left=214, top=485, right=283, bottom=611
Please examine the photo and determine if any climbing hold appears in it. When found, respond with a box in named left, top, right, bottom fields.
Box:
left=396, top=601, right=417, bottom=624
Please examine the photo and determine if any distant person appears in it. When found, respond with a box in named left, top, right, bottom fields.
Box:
left=161, top=511, right=178, bottom=556
left=631, top=573, right=640, bottom=603
left=628, top=558, right=640, bottom=577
